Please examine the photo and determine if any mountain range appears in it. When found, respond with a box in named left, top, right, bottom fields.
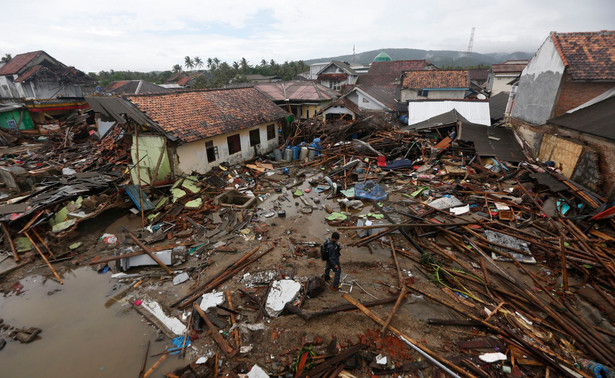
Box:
left=303, top=48, right=533, bottom=68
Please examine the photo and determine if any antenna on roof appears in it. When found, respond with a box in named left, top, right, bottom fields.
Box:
left=352, top=44, right=356, bottom=63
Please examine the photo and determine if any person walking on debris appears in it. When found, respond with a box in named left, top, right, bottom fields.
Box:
left=322, top=232, right=342, bottom=291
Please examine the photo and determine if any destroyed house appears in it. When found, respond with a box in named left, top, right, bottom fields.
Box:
left=511, top=30, right=615, bottom=125
left=0, top=50, right=96, bottom=100
left=320, top=85, right=404, bottom=122
left=254, top=81, right=339, bottom=119
left=400, top=70, right=470, bottom=102
left=486, top=60, right=528, bottom=95
left=87, top=87, right=288, bottom=183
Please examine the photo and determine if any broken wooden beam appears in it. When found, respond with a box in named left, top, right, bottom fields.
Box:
left=342, top=294, right=470, bottom=378
left=1, top=223, right=19, bottom=262
left=380, top=285, right=407, bottom=334
left=193, top=303, right=236, bottom=358
left=24, top=231, right=63, bottom=284
left=123, top=230, right=173, bottom=275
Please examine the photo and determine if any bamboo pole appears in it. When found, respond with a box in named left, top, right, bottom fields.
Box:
left=560, top=237, right=569, bottom=292
left=24, top=231, right=63, bottom=284
left=380, top=285, right=407, bottom=334
left=143, top=350, right=168, bottom=378
left=193, top=303, right=236, bottom=358
left=2, top=223, right=19, bottom=262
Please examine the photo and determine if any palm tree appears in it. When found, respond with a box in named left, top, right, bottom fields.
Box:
left=184, top=56, right=194, bottom=70
left=1, top=54, right=11, bottom=63
left=260, top=59, right=267, bottom=67
left=240, top=57, right=249, bottom=73
left=172, top=64, right=182, bottom=74
left=213, top=57, right=220, bottom=68
left=207, top=58, right=213, bottom=69
left=232, top=61, right=239, bottom=71
left=194, top=56, right=204, bottom=70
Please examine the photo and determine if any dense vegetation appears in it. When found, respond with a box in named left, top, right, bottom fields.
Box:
left=88, top=57, right=309, bottom=89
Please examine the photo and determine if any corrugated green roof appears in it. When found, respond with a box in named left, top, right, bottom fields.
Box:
left=373, top=52, right=392, bottom=62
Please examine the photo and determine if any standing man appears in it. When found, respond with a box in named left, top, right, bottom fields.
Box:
left=323, top=232, right=342, bottom=291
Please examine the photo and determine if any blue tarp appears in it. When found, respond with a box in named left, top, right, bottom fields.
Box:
left=124, top=185, right=155, bottom=211
left=355, top=181, right=387, bottom=201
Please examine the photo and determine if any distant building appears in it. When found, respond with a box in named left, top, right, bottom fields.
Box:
left=373, top=52, right=392, bottom=62
left=244, top=74, right=282, bottom=83
left=254, top=81, right=339, bottom=119
left=400, top=70, right=470, bottom=101
left=511, top=30, right=615, bottom=125
left=315, top=61, right=359, bottom=91
left=486, top=60, right=528, bottom=95
left=104, top=80, right=171, bottom=95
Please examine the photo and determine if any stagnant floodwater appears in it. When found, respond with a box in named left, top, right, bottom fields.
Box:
left=0, top=267, right=185, bottom=377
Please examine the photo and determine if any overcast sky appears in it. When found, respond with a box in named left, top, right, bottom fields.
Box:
left=1, top=0, right=612, bottom=72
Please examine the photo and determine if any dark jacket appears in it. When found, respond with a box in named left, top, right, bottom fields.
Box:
left=326, top=239, right=341, bottom=266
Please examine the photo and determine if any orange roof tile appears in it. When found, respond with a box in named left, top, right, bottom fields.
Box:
left=0, top=51, right=45, bottom=75
left=126, top=88, right=288, bottom=143
left=402, top=70, right=468, bottom=89
left=551, top=31, right=615, bottom=80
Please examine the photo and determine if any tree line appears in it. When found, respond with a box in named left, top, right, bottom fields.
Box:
left=88, top=56, right=309, bottom=89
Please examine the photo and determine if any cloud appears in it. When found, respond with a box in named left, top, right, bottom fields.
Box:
left=0, top=0, right=612, bottom=72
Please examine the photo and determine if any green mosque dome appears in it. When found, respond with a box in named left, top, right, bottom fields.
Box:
left=373, top=52, right=392, bottom=62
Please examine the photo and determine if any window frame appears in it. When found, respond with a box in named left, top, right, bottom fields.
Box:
left=249, top=128, right=261, bottom=147
left=227, top=134, right=241, bottom=155
left=266, top=124, right=276, bottom=140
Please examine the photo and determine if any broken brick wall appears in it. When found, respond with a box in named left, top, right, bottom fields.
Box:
left=512, top=118, right=615, bottom=199
left=552, top=73, right=615, bottom=118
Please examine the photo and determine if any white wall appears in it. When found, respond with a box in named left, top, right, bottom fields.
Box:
left=491, top=75, right=517, bottom=95
left=347, top=90, right=387, bottom=111
left=408, top=101, right=491, bottom=126
left=310, top=63, right=329, bottom=80
left=176, top=122, right=279, bottom=174
left=511, top=36, right=566, bottom=124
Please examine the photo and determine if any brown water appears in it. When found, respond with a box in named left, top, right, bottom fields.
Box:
left=0, top=267, right=185, bottom=378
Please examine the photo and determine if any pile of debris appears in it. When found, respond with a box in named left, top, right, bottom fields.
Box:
left=2, top=114, right=615, bottom=378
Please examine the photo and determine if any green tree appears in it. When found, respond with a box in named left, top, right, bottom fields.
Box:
left=1, top=54, right=12, bottom=63
left=172, top=64, right=182, bottom=74
left=194, top=56, right=204, bottom=70
left=184, top=56, right=194, bottom=70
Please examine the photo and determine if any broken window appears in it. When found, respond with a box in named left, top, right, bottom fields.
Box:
left=227, top=134, right=241, bottom=154
left=267, top=124, right=275, bottom=140
left=206, top=140, right=218, bottom=163
left=249, top=129, right=260, bottom=146
left=418, top=89, right=429, bottom=97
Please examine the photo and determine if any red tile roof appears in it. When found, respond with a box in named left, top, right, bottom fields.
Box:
left=358, top=60, right=435, bottom=85
left=0, top=51, right=45, bottom=75
left=126, top=88, right=288, bottom=143
left=402, top=70, right=469, bottom=89
left=317, top=73, right=348, bottom=81
left=105, top=80, right=131, bottom=90
left=14, top=65, right=43, bottom=82
left=551, top=31, right=615, bottom=80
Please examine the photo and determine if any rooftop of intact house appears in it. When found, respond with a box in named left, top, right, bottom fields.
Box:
left=125, top=87, right=289, bottom=143
left=551, top=30, right=615, bottom=80
left=402, top=70, right=469, bottom=89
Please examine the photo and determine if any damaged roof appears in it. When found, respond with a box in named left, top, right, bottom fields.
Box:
left=549, top=95, right=615, bottom=141
left=402, top=70, right=469, bottom=89
left=0, top=51, right=46, bottom=75
left=551, top=30, right=615, bottom=80
left=489, top=91, right=510, bottom=121
left=359, top=85, right=405, bottom=112
left=125, top=88, right=288, bottom=143
left=404, top=109, right=471, bottom=131
left=255, top=81, right=339, bottom=102
left=458, top=124, right=525, bottom=162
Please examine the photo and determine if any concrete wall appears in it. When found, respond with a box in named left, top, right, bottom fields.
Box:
left=491, top=75, right=517, bottom=95
left=301, top=104, right=321, bottom=119
left=0, top=75, right=95, bottom=99
left=511, top=37, right=565, bottom=125
left=175, top=122, right=279, bottom=174
left=552, top=73, right=615, bottom=118
left=347, top=90, right=387, bottom=111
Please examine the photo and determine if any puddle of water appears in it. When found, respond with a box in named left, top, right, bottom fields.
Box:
left=0, top=267, right=185, bottom=377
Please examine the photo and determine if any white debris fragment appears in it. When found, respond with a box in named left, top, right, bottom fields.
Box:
left=449, top=204, right=470, bottom=215
left=428, top=196, right=463, bottom=210
left=240, top=345, right=253, bottom=354
left=199, top=291, right=225, bottom=311
left=141, top=300, right=186, bottom=335
left=246, top=364, right=270, bottom=378
left=265, top=280, right=301, bottom=317
left=375, top=354, right=387, bottom=365
left=196, top=357, right=208, bottom=364
left=173, top=272, right=190, bottom=285
left=479, top=352, right=507, bottom=363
